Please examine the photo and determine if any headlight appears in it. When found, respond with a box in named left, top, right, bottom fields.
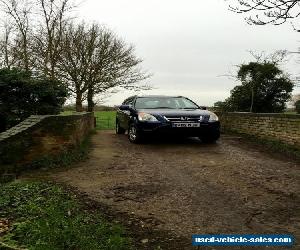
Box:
left=138, top=112, right=158, bottom=121
left=209, top=112, right=219, bottom=121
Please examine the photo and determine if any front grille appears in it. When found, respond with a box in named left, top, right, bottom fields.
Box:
left=164, top=115, right=209, bottom=122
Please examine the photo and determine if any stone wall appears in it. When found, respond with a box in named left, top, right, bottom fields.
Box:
left=216, top=112, right=300, bottom=150
left=0, top=112, right=95, bottom=175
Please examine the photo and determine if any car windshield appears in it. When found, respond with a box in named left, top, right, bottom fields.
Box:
left=134, top=97, right=199, bottom=109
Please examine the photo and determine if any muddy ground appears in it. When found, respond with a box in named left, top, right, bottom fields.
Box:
left=34, top=131, right=300, bottom=249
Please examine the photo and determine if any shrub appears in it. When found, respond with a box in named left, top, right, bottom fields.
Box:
left=0, top=68, right=67, bottom=132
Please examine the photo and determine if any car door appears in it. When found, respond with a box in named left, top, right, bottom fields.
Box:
left=121, top=98, right=134, bottom=130
left=117, top=102, right=124, bottom=127
left=117, top=100, right=127, bottom=129
left=118, top=98, right=133, bottom=130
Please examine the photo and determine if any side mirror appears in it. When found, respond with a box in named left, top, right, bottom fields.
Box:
left=200, top=106, right=207, bottom=110
left=119, top=105, right=131, bottom=111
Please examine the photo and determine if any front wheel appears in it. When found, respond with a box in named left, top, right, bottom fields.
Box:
left=116, top=120, right=126, bottom=134
left=128, top=123, right=143, bottom=143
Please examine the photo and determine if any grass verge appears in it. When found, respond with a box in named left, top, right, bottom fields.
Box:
left=0, top=181, right=132, bottom=250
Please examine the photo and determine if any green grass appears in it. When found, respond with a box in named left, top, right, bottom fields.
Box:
left=60, top=110, right=74, bottom=116
left=0, top=181, right=132, bottom=250
left=94, top=111, right=116, bottom=130
left=61, top=111, right=116, bottom=130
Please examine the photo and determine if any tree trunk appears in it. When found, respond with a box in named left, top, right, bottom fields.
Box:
left=4, top=31, right=10, bottom=69
left=76, top=92, right=83, bottom=112
left=250, top=86, right=254, bottom=113
left=23, top=38, right=29, bottom=72
left=87, top=86, right=94, bottom=112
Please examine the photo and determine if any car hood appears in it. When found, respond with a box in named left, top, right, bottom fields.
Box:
left=136, top=109, right=211, bottom=117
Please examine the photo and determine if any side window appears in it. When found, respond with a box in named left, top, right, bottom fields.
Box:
left=126, top=98, right=134, bottom=106
left=123, top=99, right=130, bottom=105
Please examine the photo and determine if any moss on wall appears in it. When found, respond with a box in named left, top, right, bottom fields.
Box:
left=0, top=113, right=95, bottom=176
left=216, top=112, right=300, bottom=151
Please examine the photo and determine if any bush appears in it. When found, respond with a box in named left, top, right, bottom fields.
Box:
left=218, top=62, right=293, bottom=113
left=0, top=68, right=67, bottom=132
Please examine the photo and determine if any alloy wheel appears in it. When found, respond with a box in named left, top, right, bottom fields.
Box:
left=129, top=125, right=137, bottom=141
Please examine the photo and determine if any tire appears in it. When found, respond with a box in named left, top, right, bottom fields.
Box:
left=116, top=120, right=126, bottom=134
left=128, top=123, right=143, bottom=143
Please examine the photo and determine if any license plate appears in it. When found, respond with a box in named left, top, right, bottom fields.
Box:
left=172, top=123, right=200, bottom=128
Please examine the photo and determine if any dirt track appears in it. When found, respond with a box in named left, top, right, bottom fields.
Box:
left=49, top=131, right=300, bottom=249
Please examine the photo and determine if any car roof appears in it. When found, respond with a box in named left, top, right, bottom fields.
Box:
left=134, top=95, right=185, bottom=98
left=122, top=95, right=202, bottom=108
left=122, top=95, right=188, bottom=104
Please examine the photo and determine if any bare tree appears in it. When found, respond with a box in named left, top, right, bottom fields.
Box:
left=85, top=29, right=150, bottom=111
left=34, top=0, right=75, bottom=80
left=0, top=1, right=150, bottom=111
left=58, top=22, right=150, bottom=111
left=227, top=0, right=300, bottom=30
left=248, top=49, right=289, bottom=64
left=0, top=0, right=32, bottom=71
left=56, top=22, right=91, bottom=111
left=0, top=22, right=13, bottom=68
left=0, top=0, right=76, bottom=76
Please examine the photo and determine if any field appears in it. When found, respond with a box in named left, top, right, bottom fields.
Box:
left=62, top=111, right=116, bottom=130
left=94, top=111, right=116, bottom=130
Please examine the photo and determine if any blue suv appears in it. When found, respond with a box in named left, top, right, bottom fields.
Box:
left=116, top=95, right=220, bottom=143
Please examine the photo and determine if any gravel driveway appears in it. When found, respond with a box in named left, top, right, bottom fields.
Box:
left=50, top=131, right=300, bottom=249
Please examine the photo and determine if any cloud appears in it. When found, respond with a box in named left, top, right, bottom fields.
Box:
left=79, top=0, right=300, bottom=106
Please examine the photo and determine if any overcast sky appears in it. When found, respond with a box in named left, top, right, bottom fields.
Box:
left=79, top=0, right=299, bottom=106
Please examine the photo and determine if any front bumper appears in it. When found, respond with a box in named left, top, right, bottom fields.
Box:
left=135, top=120, right=220, bottom=137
